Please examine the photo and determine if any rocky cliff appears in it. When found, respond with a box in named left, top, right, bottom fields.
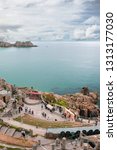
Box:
left=0, top=41, right=37, bottom=47
left=0, top=78, right=100, bottom=118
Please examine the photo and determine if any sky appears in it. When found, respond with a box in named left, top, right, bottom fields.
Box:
left=0, top=0, right=100, bottom=41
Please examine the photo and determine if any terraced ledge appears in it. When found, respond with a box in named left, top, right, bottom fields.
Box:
left=14, top=114, right=90, bottom=128
left=0, top=133, right=36, bottom=148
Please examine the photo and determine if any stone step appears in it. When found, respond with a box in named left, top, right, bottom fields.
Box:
left=13, top=131, right=21, bottom=138
left=5, top=128, right=16, bottom=136
left=13, top=131, right=30, bottom=139
left=0, top=126, right=9, bottom=134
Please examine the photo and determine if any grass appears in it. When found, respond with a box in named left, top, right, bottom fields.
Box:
left=0, top=145, right=23, bottom=150
left=14, top=114, right=83, bottom=128
left=43, top=93, right=69, bottom=107
left=52, top=98, right=69, bottom=108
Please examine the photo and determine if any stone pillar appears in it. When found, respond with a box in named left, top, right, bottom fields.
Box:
left=76, top=139, right=79, bottom=145
left=73, top=139, right=78, bottom=150
left=55, top=138, right=60, bottom=146
left=80, top=139, right=83, bottom=147
left=61, top=137, right=66, bottom=150
left=32, top=144, right=38, bottom=150
left=94, top=142, right=100, bottom=150
left=83, top=145, right=88, bottom=150
left=51, top=144, right=55, bottom=150
left=38, top=140, right=41, bottom=146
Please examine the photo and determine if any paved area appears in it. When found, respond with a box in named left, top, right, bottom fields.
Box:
left=0, top=101, right=100, bottom=149
left=2, top=117, right=46, bottom=136
left=23, top=103, right=66, bottom=122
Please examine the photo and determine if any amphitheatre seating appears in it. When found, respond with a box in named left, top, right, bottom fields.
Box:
left=0, top=126, right=9, bottom=134
left=0, top=124, right=31, bottom=139
left=6, top=128, right=16, bottom=136
left=13, top=131, right=22, bottom=138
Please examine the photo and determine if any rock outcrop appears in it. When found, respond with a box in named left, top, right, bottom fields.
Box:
left=0, top=41, right=37, bottom=48
left=0, top=41, right=12, bottom=47
left=14, top=41, right=37, bottom=47
left=64, top=92, right=99, bottom=118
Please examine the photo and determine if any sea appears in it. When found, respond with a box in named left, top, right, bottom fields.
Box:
left=0, top=41, right=100, bottom=95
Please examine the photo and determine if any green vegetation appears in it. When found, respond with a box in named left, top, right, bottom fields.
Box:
left=43, top=93, right=56, bottom=103
left=0, top=145, right=4, bottom=148
left=0, top=107, right=5, bottom=112
left=0, top=145, right=23, bottom=150
left=43, top=93, right=69, bottom=107
left=14, top=114, right=81, bottom=128
left=52, top=98, right=69, bottom=107
left=7, top=148, right=23, bottom=150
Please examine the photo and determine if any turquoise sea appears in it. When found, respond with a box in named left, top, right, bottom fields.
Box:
left=0, top=41, right=100, bottom=95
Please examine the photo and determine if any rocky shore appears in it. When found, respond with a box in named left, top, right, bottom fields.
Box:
left=0, top=41, right=37, bottom=48
left=42, top=87, right=100, bottom=118
left=0, top=78, right=100, bottom=118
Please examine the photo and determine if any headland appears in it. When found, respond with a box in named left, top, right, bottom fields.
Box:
left=0, top=41, right=37, bottom=48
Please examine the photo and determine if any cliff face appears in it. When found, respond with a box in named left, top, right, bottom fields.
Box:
left=0, top=41, right=12, bottom=47
left=14, top=41, right=37, bottom=47
left=64, top=92, right=99, bottom=118
left=0, top=41, right=37, bottom=48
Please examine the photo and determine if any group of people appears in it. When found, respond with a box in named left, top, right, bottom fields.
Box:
left=24, top=107, right=34, bottom=115
left=42, top=112, right=47, bottom=118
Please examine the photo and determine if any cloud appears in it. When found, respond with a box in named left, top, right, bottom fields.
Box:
left=83, top=16, right=100, bottom=25
left=0, top=25, right=22, bottom=32
left=0, top=0, right=100, bottom=41
left=73, top=24, right=99, bottom=40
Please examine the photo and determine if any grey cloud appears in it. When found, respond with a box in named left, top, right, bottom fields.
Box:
left=0, top=0, right=100, bottom=41
left=0, top=25, right=22, bottom=32
left=25, top=2, right=39, bottom=8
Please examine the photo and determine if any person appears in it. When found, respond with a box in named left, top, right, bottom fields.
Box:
left=95, top=118, right=98, bottom=126
left=32, top=110, right=34, bottom=115
left=21, top=130, right=25, bottom=138
left=25, top=107, right=28, bottom=113
left=29, top=109, right=31, bottom=114
left=18, top=107, right=21, bottom=113
left=41, top=105, right=43, bottom=109
left=45, top=113, right=46, bottom=118
left=88, top=118, right=90, bottom=123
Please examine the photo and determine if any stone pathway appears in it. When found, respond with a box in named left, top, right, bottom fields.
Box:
left=2, top=117, right=46, bottom=136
